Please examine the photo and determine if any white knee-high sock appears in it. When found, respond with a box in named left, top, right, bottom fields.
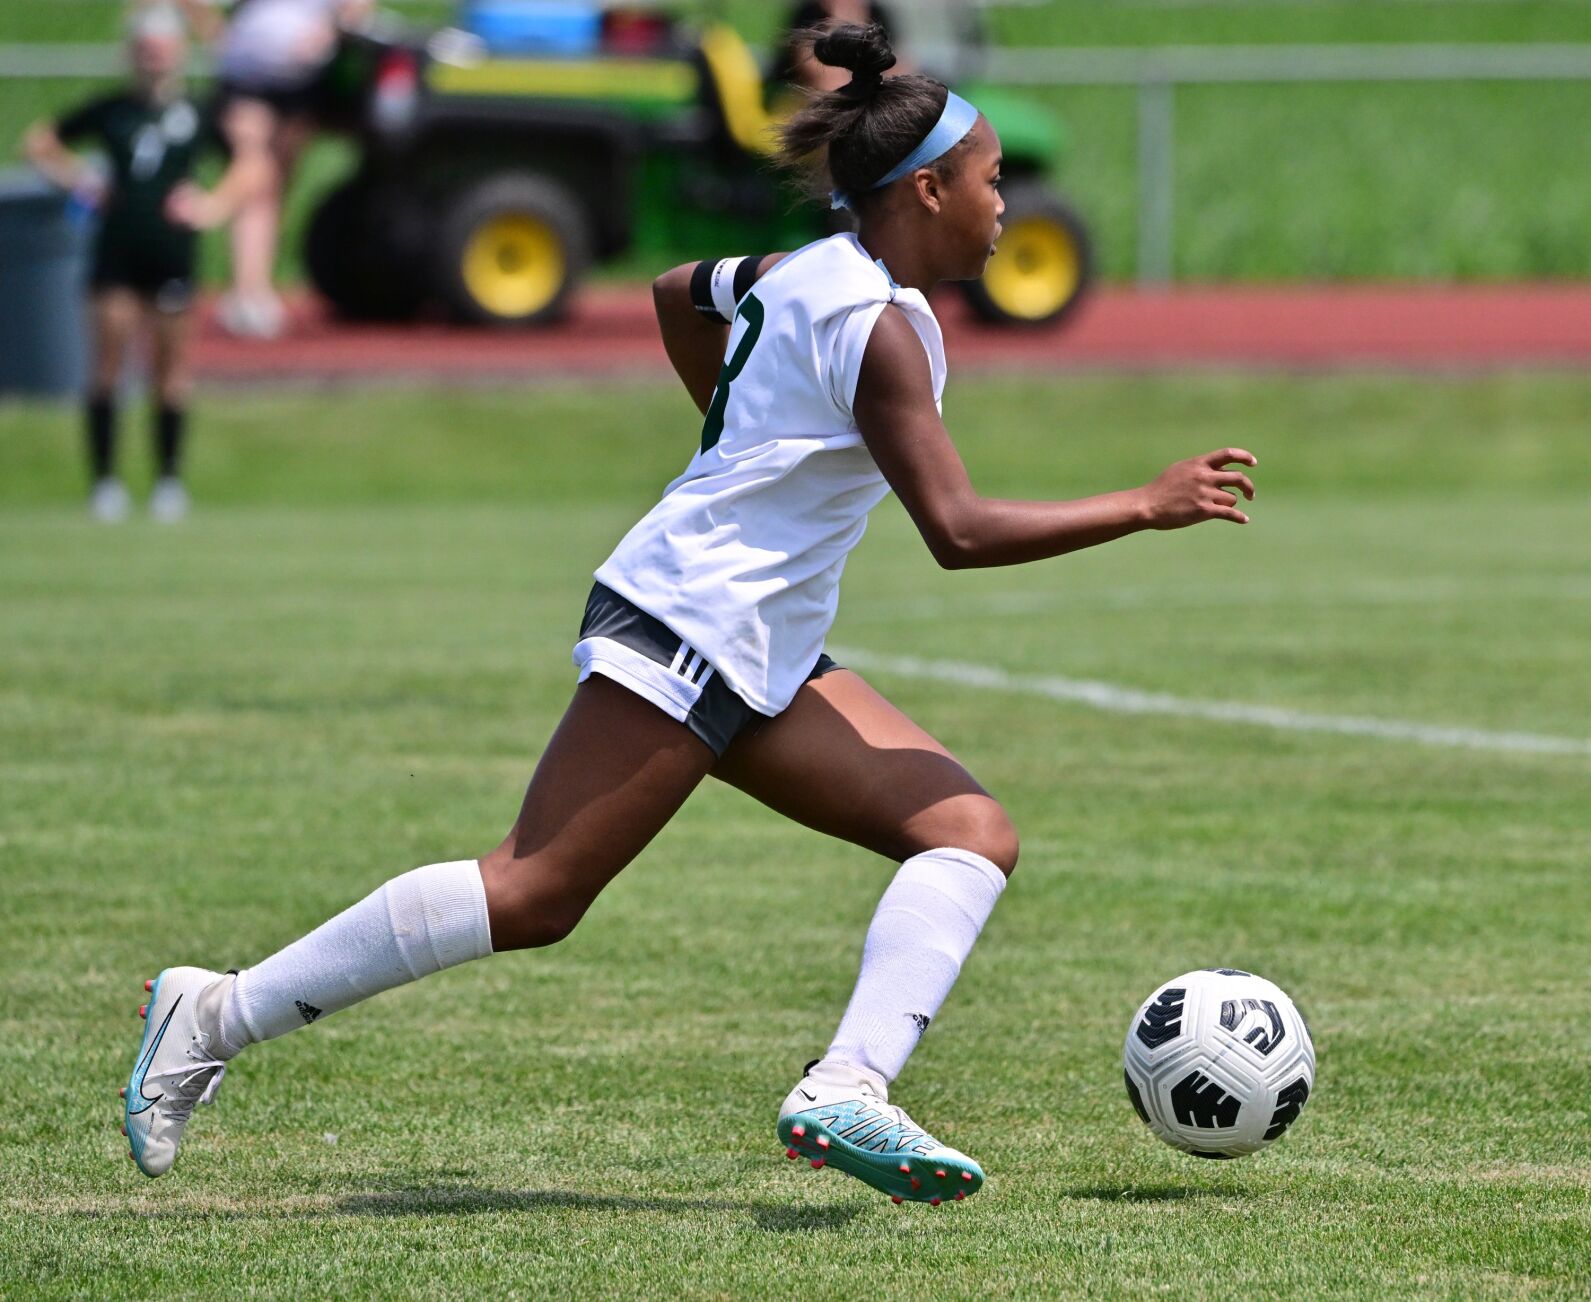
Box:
left=214, top=860, right=493, bottom=1057
left=823, top=848, right=1006, bottom=1085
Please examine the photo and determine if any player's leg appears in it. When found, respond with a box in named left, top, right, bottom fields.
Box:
left=85, top=287, right=140, bottom=520
left=148, top=287, right=194, bottom=520
left=124, top=677, right=715, bottom=1175
left=219, top=97, right=286, bottom=336
left=712, top=667, right=1017, bottom=1202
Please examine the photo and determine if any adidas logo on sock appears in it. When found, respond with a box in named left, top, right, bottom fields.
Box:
left=295, top=1000, right=323, bottom=1024
left=909, top=1013, right=931, bottom=1033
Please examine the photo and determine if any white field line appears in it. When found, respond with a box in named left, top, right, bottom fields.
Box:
left=844, top=577, right=1591, bottom=624
left=830, top=647, right=1591, bottom=757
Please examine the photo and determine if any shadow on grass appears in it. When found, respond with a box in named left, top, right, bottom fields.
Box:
left=1065, top=1184, right=1229, bottom=1204
left=336, top=1184, right=862, bottom=1231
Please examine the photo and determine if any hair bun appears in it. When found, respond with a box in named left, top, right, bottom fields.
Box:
left=813, top=22, right=896, bottom=93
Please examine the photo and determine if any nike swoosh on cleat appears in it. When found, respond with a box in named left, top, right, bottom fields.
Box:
left=798, top=1089, right=816, bottom=1102
left=128, top=994, right=183, bottom=1117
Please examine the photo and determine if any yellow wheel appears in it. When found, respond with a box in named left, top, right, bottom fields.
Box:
left=964, top=185, right=1093, bottom=327
left=439, top=175, right=589, bottom=325
left=461, top=214, right=566, bottom=321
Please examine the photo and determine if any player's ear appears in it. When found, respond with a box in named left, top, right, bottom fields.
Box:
left=912, top=167, right=944, bottom=216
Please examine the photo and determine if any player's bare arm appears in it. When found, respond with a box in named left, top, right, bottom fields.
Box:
left=653, top=253, right=785, bottom=414
left=22, top=122, right=99, bottom=195
left=165, top=106, right=273, bottom=230
left=854, top=305, right=1257, bottom=570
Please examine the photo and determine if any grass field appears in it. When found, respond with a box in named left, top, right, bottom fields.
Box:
left=2, top=373, right=1588, bottom=1296
left=4, top=1, right=1591, bottom=283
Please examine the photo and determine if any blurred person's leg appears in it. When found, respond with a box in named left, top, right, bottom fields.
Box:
left=220, top=97, right=287, bottom=337
left=149, top=297, right=194, bottom=521
left=86, top=288, right=141, bottom=521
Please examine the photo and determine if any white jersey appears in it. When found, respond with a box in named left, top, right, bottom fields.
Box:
left=216, top=0, right=342, bottom=89
left=593, top=233, right=946, bottom=716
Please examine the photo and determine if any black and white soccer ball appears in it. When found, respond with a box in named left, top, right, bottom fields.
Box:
left=1123, top=968, right=1315, bottom=1159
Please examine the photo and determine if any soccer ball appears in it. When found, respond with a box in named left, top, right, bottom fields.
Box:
left=1122, top=968, right=1315, bottom=1159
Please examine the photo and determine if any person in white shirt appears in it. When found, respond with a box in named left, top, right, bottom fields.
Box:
left=121, top=23, right=1259, bottom=1204
left=180, top=0, right=372, bottom=337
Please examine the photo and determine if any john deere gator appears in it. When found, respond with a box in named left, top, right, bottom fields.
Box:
left=308, top=6, right=1091, bottom=327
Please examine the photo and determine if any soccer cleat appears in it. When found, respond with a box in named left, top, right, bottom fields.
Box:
left=776, top=1059, right=984, bottom=1204
left=149, top=478, right=190, bottom=524
left=123, top=967, right=233, bottom=1177
left=89, top=478, right=131, bottom=524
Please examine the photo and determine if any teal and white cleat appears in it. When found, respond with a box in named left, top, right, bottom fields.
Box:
left=121, top=967, right=232, bottom=1177
left=777, top=1059, right=984, bottom=1205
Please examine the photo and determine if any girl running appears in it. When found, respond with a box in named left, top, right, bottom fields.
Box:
left=123, top=23, right=1256, bottom=1204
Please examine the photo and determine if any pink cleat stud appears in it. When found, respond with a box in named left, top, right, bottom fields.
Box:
left=891, top=1195, right=903, bottom=1205
left=144, top=980, right=153, bottom=993
left=790, top=1123, right=805, bottom=1138
left=785, top=1147, right=798, bottom=1159
left=127, top=1152, right=135, bottom=1161
left=810, top=1158, right=825, bottom=1169
left=120, top=1126, right=127, bottom=1136
left=138, top=1006, right=147, bottom=1019
left=910, top=1177, right=921, bottom=1190
left=935, top=1169, right=947, bottom=1179
left=815, top=1135, right=829, bottom=1149
left=962, top=1171, right=973, bottom=1181
left=955, top=1191, right=966, bottom=1201
left=118, top=1087, right=126, bottom=1098
left=930, top=1197, right=942, bottom=1206
left=899, top=1162, right=911, bottom=1174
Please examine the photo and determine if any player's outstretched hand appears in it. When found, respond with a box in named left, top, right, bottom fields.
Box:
left=164, top=182, right=224, bottom=231
left=1137, top=448, right=1257, bottom=529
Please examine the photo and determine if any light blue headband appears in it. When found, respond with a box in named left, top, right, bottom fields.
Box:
left=829, top=90, right=980, bottom=211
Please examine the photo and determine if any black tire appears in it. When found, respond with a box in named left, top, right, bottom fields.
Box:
left=961, top=183, right=1093, bottom=327
left=304, top=180, right=426, bottom=322
left=434, top=174, right=590, bottom=326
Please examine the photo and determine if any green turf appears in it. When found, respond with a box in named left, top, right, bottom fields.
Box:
left=5, top=2, right=1591, bottom=283
left=1, top=373, right=1588, bottom=1296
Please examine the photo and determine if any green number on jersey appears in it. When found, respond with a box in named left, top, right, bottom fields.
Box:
left=700, top=292, right=765, bottom=453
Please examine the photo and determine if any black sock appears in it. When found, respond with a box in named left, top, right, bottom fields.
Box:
left=156, top=403, right=186, bottom=479
left=87, top=396, right=116, bottom=482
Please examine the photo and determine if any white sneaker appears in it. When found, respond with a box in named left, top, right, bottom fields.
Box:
left=89, top=478, right=130, bottom=523
left=149, top=477, right=190, bottom=523
left=217, top=291, right=285, bottom=340
left=776, top=1058, right=985, bottom=1205
left=121, top=967, right=234, bottom=1177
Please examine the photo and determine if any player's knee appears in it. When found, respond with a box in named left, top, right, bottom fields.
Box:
left=489, top=886, right=590, bottom=950
left=965, top=801, right=1020, bottom=877
left=908, top=798, right=1019, bottom=878
left=477, top=852, right=594, bottom=949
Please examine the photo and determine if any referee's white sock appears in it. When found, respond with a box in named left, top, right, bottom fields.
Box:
left=210, top=860, right=493, bottom=1057
left=822, top=848, right=1007, bottom=1086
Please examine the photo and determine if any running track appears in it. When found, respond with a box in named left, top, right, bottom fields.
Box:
left=191, top=284, right=1591, bottom=382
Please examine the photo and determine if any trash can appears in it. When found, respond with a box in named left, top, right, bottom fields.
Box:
left=0, top=169, right=91, bottom=397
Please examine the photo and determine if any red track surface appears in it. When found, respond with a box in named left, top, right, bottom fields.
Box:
left=191, top=284, right=1591, bottom=382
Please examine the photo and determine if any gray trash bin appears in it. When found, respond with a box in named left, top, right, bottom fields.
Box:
left=0, top=169, right=91, bottom=397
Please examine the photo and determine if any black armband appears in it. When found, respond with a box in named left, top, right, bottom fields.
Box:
left=688, top=255, right=770, bottom=324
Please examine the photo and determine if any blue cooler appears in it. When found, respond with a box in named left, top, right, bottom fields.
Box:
left=459, top=1, right=602, bottom=56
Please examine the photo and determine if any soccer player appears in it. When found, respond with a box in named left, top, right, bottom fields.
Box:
left=23, top=4, right=268, bottom=522
left=123, top=24, right=1257, bottom=1203
left=181, top=0, right=375, bottom=338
